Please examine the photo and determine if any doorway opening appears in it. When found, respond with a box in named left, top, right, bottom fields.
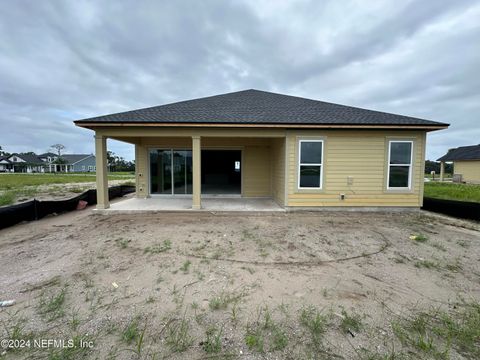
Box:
left=201, top=150, right=241, bottom=195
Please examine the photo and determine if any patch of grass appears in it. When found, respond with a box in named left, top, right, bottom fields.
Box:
left=0, top=191, right=16, bottom=206
left=209, top=291, right=243, bottom=311
left=122, top=317, right=140, bottom=344
left=245, top=326, right=264, bottom=353
left=144, top=239, right=172, bottom=254
left=165, top=315, right=194, bottom=352
left=299, top=306, right=328, bottom=347
left=0, top=173, right=134, bottom=190
left=414, top=260, right=439, bottom=269
left=180, top=260, right=191, bottom=274
left=410, top=233, right=428, bottom=243
left=69, top=187, right=85, bottom=193
left=244, top=307, right=288, bottom=353
left=457, top=239, right=470, bottom=248
left=392, top=302, right=480, bottom=358
left=445, top=260, right=462, bottom=273
left=38, top=286, right=67, bottom=321
left=339, top=308, right=363, bottom=334
left=424, top=182, right=480, bottom=203
left=202, top=326, right=222, bottom=353
left=2, top=313, right=36, bottom=352
left=241, top=266, right=255, bottom=274
left=115, top=238, right=130, bottom=249
left=47, top=334, right=93, bottom=360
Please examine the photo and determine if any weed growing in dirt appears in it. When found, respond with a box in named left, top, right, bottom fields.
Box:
left=241, top=266, right=255, bottom=274
left=38, top=286, right=67, bottom=321
left=165, top=314, right=194, bottom=352
left=245, top=326, right=264, bottom=353
left=299, top=306, right=328, bottom=347
left=456, top=239, right=469, bottom=248
left=392, top=301, right=480, bottom=358
left=122, top=317, right=140, bottom=344
left=209, top=291, right=243, bottom=311
left=414, top=260, right=439, bottom=269
left=144, top=239, right=172, bottom=254
left=410, top=233, right=428, bottom=243
left=0, top=191, right=16, bottom=206
left=339, top=308, right=363, bottom=334
left=1, top=312, right=36, bottom=352
left=46, top=335, right=93, bottom=359
left=180, top=260, right=191, bottom=274
left=244, top=307, right=288, bottom=353
left=202, top=325, right=223, bottom=353
left=115, top=238, right=131, bottom=249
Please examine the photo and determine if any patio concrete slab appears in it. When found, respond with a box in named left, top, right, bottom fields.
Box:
left=99, top=197, right=284, bottom=213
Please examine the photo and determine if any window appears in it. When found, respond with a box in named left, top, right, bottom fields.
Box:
left=387, top=141, right=413, bottom=189
left=82, top=165, right=85, bottom=171
left=298, top=140, right=323, bottom=189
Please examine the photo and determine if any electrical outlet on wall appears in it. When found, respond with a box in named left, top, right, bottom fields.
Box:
left=340, top=193, right=345, bottom=200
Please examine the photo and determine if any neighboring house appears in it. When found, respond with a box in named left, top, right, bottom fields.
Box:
left=74, top=89, right=448, bottom=210
left=0, top=156, right=11, bottom=172
left=3, top=152, right=95, bottom=173
left=437, top=144, right=480, bottom=183
left=61, top=154, right=96, bottom=172
left=6, top=153, right=45, bottom=173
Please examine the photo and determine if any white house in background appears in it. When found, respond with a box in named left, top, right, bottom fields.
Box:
left=0, top=156, right=11, bottom=172
left=5, top=153, right=45, bottom=173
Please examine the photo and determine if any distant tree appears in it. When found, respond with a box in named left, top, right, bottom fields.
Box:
left=0, top=146, right=10, bottom=157
left=106, top=151, right=135, bottom=172
left=50, top=144, right=66, bottom=156
left=425, top=160, right=453, bottom=174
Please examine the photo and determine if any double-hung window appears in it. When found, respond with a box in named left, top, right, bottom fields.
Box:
left=387, top=141, right=413, bottom=189
left=298, top=140, right=323, bottom=189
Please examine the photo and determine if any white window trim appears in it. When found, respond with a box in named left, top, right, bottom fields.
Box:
left=297, top=139, right=324, bottom=190
left=387, top=140, right=413, bottom=190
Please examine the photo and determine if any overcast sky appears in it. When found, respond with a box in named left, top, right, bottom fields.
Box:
left=1, top=0, right=479, bottom=161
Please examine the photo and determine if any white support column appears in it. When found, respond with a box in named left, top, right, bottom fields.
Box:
left=192, top=136, right=201, bottom=209
left=95, top=134, right=109, bottom=209
left=440, top=161, right=445, bottom=182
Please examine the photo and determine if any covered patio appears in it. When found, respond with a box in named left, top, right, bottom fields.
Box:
left=91, top=129, right=287, bottom=211
left=100, top=196, right=285, bottom=213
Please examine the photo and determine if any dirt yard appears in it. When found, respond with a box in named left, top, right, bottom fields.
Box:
left=0, top=208, right=479, bottom=359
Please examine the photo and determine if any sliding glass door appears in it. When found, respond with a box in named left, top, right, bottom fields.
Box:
left=150, top=149, right=192, bottom=195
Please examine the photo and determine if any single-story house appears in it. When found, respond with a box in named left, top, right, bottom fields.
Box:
left=437, top=144, right=480, bottom=183
left=3, top=152, right=96, bottom=173
left=74, top=89, right=448, bottom=210
left=6, top=153, right=45, bottom=173
left=59, top=154, right=96, bottom=172
left=0, top=156, right=11, bottom=172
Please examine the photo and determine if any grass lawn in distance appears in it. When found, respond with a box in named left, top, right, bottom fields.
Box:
left=0, top=172, right=134, bottom=190
left=424, top=182, right=480, bottom=203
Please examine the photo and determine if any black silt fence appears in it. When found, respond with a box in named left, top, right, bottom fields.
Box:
left=422, top=197, right=480, bottom=221
left=0, top=185, right=135, bottom=230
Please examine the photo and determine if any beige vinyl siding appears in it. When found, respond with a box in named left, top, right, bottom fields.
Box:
left=135, top=144, right=148, bottom=198
left=454, top=160, right=480, bottom=183
left=135, top=137, right=272, bottom=197
left=270, top=138, right=286, bottom=205
left=286, top=130, right=425, bottom=207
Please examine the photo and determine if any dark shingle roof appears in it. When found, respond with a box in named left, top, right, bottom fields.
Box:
left=437, top=145, right=480, bottom=161
left=10, top=153, right=43, bottom=164
left=60, top=154, right=93, bottom=164
left=75, top=89, right=447, bottom=128
left=39, top=152, right=57, bottom=158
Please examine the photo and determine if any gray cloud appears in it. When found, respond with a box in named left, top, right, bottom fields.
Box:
left=0, top=0, right=479, bottom=161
